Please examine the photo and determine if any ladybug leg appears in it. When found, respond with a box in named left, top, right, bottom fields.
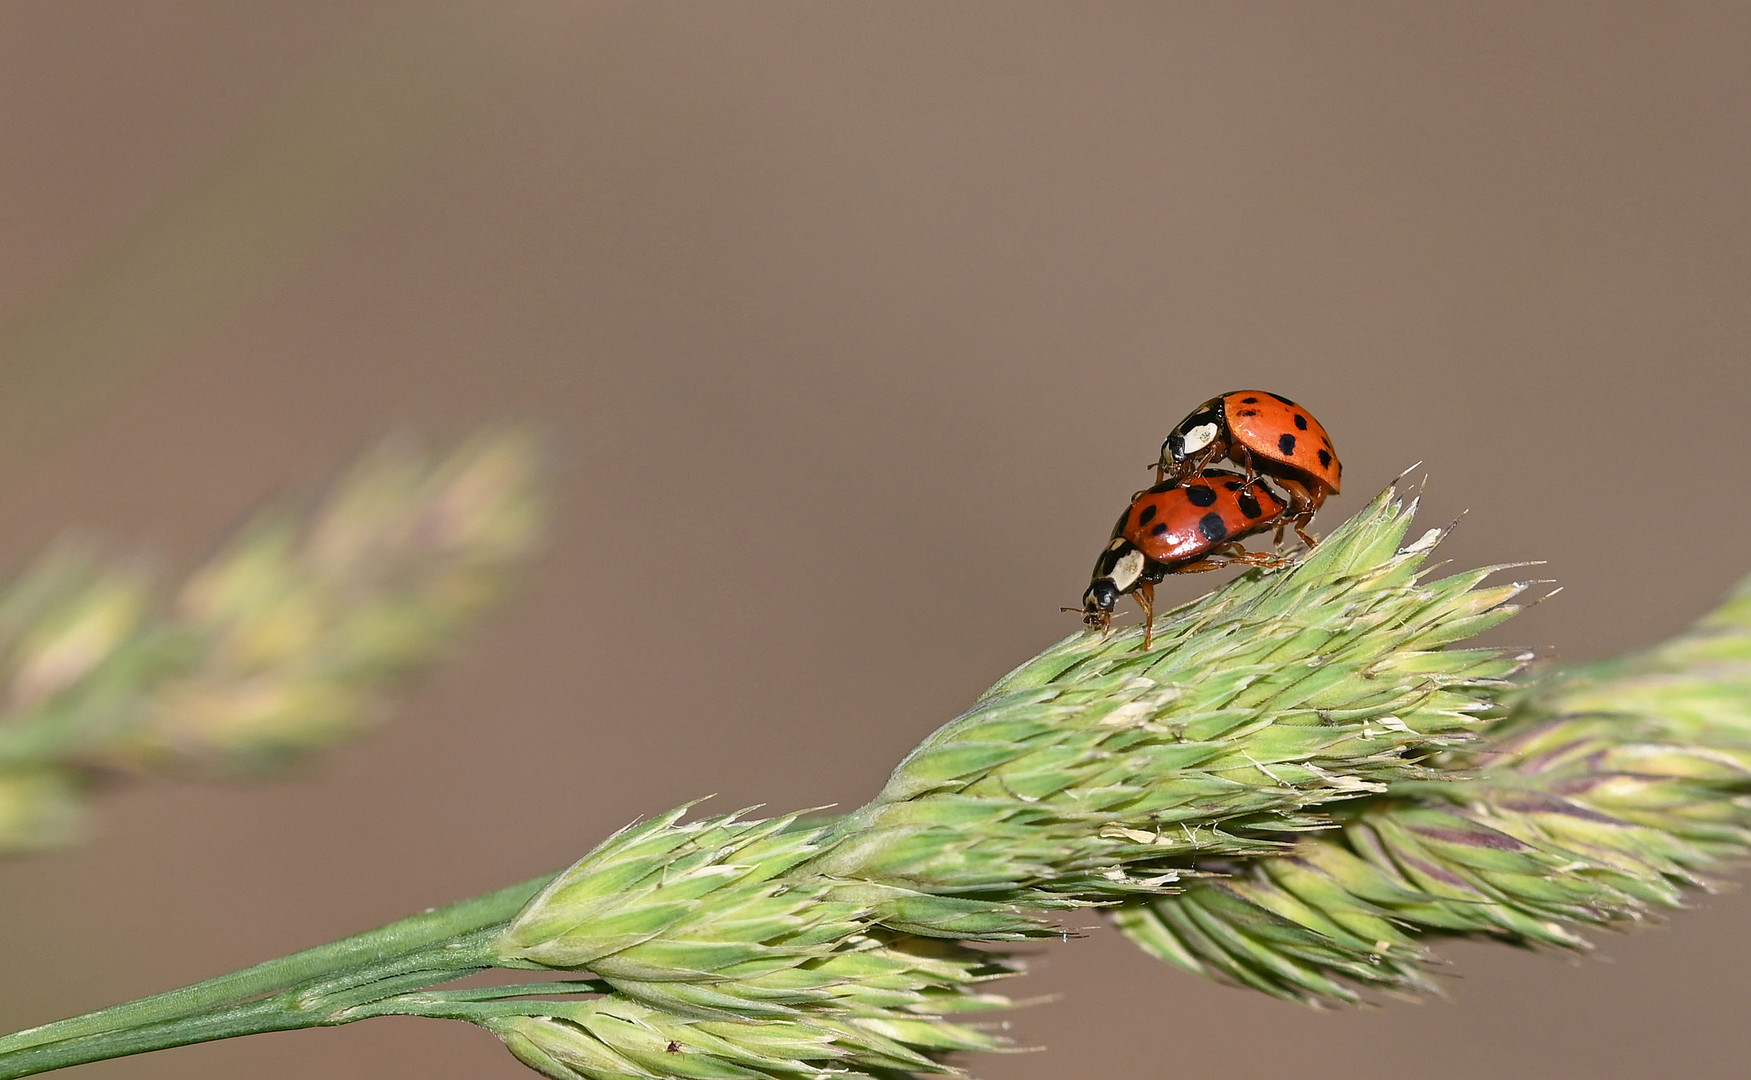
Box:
left=1219, top=543, right=1289, bottom=569
left=1271, top=477, right=1320, bottom=549
left=1148, top=458, right=1190, bottom=483
left=1233, top=445, right=1260, bottom=487
left=1166, top=549, right=1287, bottom=581
left=1295, top=486, right=1329, bottom=549
left=1134, top=581, right=1157, bottom=650
left=1167, top=557, right=1228, bottom=574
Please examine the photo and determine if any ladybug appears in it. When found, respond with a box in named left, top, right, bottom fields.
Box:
left=1157, top=391, right=1340, bottom=547
left=1073, top=471, right=1288, bottom=649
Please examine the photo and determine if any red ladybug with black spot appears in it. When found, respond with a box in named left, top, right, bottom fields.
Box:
left=1156, top=390, right=1340, bottom=547
left=1074, top=470, right=1288, bottom=649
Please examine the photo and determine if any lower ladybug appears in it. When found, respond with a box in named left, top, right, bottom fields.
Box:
left=1156, top=390, right=1340, bottom=547
left=1073, top=470, right=1288, bottom=649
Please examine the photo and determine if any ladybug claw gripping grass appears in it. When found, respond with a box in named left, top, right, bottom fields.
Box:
left=1157, top=390, right=1340, bottom=548
left=1078, top=470, right=1289, bottom=650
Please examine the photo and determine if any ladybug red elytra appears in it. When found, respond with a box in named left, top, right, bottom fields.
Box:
left=1074, top=470, right=1288, bottom=649
left=1157, top=390, right=1340, bottom=547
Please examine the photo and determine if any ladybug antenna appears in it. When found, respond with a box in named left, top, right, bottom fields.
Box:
left=1062, top=603, right=1114, bottom=633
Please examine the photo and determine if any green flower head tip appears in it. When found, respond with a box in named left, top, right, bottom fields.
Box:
left=815, top=479, right=1532, bottom=920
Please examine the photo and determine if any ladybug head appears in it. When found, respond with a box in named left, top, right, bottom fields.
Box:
left=1081, top=580, right=1119, bottom=627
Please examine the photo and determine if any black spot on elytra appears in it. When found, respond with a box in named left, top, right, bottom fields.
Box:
left=1240, top=396, right=1259, bottom=404
left=1152, top=522, right=1169, bottom=536
left=1293, top=413, right=1308, bottom=430
left=1237, top=408, right=1259, bottom=417
left=1267, top=392, right=1296, bottom=405
left=1277, top=433, right=1297, bottom=456
left=1223, top=480, right=1242, bottom=491
left=1198, top=513, right=1228, bottom=543
left=1237, top=493, right=1263, bottom=518
left=1318, top=449, right=1333, bottom=469
left=1138, top=503, right=1158, bottom=525
left=1185, top=484, right=1217, bottom=507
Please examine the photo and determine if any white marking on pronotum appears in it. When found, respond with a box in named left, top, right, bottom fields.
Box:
left=1108, top=548, right=1146, bottom=590
left=1107, top=536, right=1128, bottom=551
left=1178, top=421, right=1219, bottom=455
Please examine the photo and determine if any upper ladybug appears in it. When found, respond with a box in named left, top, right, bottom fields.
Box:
left=1156, top=390, right=1340, bottom=547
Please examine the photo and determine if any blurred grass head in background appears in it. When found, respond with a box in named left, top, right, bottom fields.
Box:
left=0, top=429, right=548, bottom=851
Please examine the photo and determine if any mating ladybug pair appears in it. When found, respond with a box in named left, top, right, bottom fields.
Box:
left=1075, top=390, right=1342, bottom=648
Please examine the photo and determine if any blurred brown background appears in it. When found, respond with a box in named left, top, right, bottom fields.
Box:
left=1, top=3, right=1749, bottom=1077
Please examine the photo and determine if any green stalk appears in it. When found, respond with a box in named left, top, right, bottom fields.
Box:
left=0, top=1001, right=302, bottom=1080
left=0, top=876, right=550, bottom=1059
left=0, top=957, right=508, bottom=1080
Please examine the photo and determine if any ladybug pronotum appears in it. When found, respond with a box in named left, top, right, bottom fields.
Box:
left=1157, top=390, right=1340, bottom=547
left=1074, top=470, right=1288, bottom=649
